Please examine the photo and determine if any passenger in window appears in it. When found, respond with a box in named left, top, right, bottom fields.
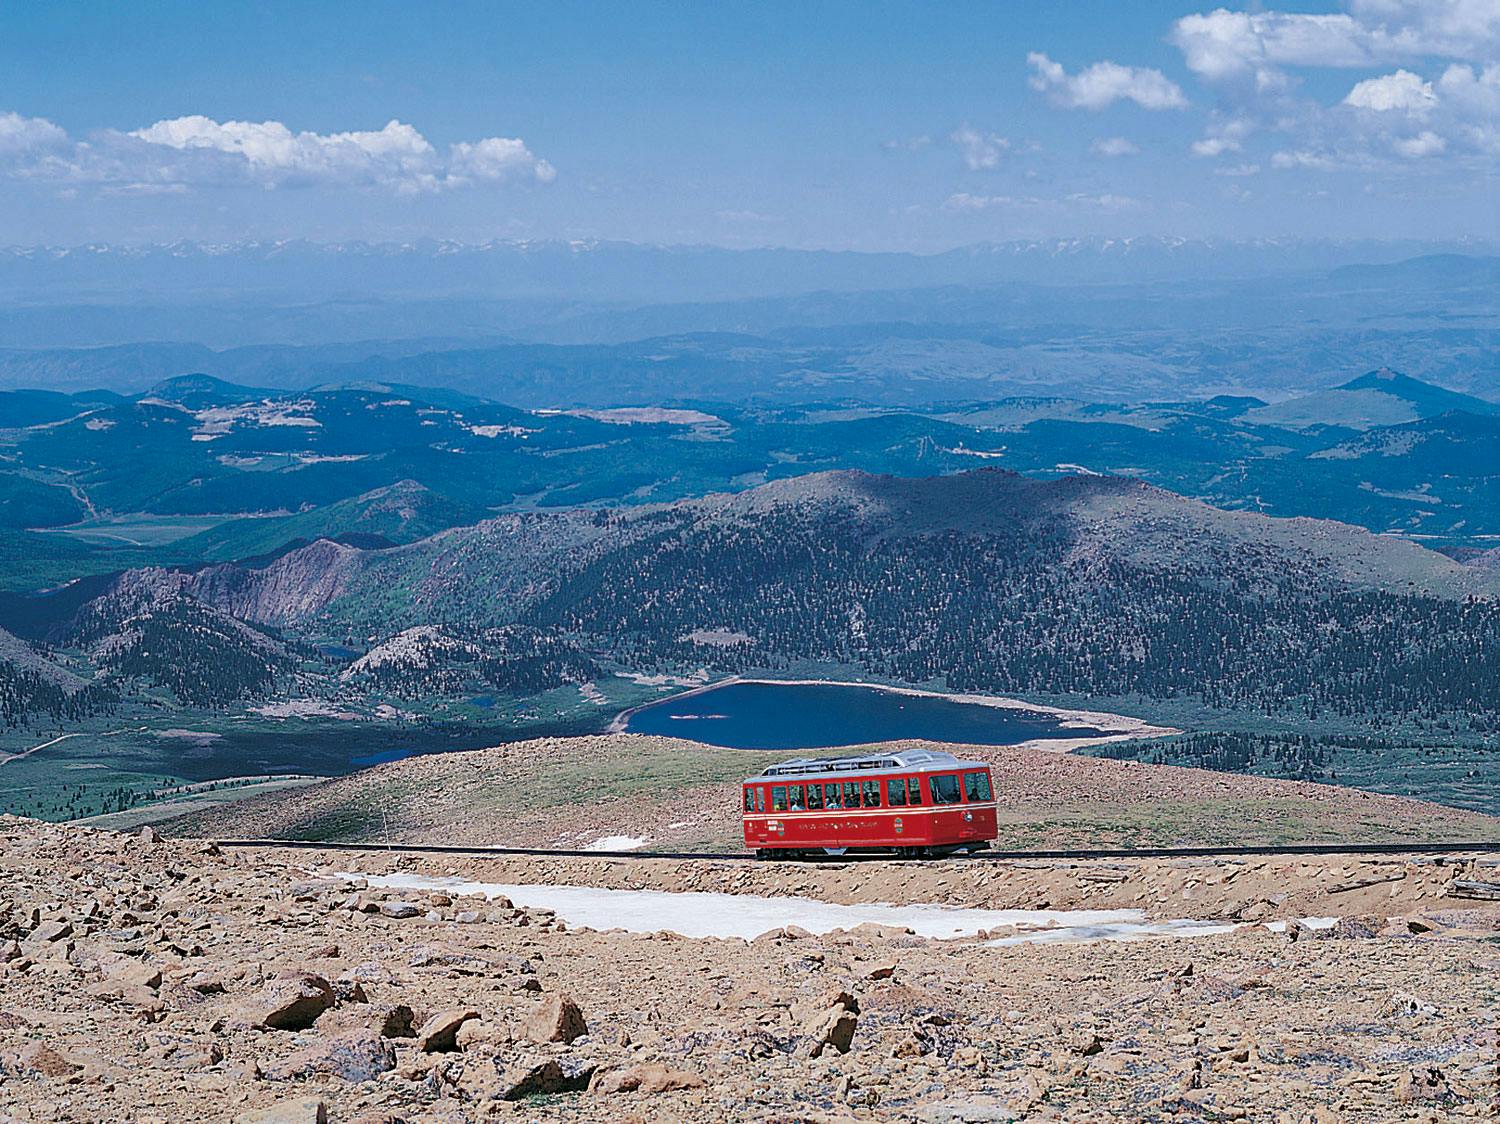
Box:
left=771, top=786, right=788, bottom=812
left=743, top=790, right=754, bottom=812
left=886, top=778, right=907, bottom=806
left=843, top=782, right=860, bottom=808
left=964, top=771, right=993, bottom=801
left=825, top=784, right=842, bottom=808
left=789, top=784, right=805, bottom=812
left=930, top=774, right=961, bottom=805
left=755, top=789, right=766, bottom=813
left=862, top=781, right=881, bottom=808
left=806, top=784, right=824, bottom=810
left=907, top=777, right=923, bottom=805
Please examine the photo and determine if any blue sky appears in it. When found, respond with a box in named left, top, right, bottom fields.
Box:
left=2, top=0, right=1496, bottom=249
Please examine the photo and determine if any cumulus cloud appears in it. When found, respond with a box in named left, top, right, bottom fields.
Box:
left=1344, top=68, right=1437, bottom=113
left=1090, top=136, right=1140, bottom=156
left=1171, top=1, right=1500, bottom=88
left=950, top=125, right=1010, bottom=169
left=0, top=111, right=70, bottom=159
left=0, top=112, right=554, bottom=193
left=1026, top=53, right=1188, bottom=110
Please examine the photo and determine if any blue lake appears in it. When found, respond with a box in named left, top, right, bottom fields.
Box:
left=621, top=681, right=1100, bottom=750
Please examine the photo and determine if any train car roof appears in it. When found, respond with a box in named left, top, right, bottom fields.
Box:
left=745, top=749, right=989, bottom=785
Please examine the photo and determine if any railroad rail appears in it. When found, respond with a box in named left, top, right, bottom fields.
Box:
left=210, top=838, right=1500, bottom=862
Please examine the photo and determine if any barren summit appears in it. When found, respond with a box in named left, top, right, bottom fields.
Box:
left=3, top=814, right=1500, bottom=1121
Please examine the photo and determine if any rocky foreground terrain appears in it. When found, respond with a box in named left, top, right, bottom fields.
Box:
left=2, top=816, right=1499, bottom=1122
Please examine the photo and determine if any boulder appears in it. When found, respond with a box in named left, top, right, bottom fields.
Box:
left=265, top=1031, right=396, bottom=1083
left=378, top=901, right=421, bottom=919
left=17, top=1041, right=81, bottom=1078
left=27, top=919, right=73, bottom=945
left=415, top=1007, right=479, bottom=1053
left=590, top=1062, right=705, bottom=1095
left=239, top=973, right=335, bottom=1031
left=489, top=1055, right=593, bottom=1100
left=520, top=993, right=587, bottom=1044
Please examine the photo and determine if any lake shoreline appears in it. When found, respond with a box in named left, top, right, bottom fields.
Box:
left=608, top=675, right=1178, bottom=751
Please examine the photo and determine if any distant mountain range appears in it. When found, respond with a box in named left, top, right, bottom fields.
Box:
left=0, top=467, right=1493, bottom=747
left=0, top=369, right=1495, bottom=603
left=7, top=236, right=1494, bottom=305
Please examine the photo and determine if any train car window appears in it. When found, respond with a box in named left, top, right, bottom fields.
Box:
left=930, top=774, right=961, bottom=805
left=755, top=788, right=766, bottom=813
left=789, top=784, right=805, bottom=811
left=825, top=783, right=842, bottom=808
left=771, top=786, right=788, bottom=812
left=743, top=788, right=754, bottom=813
left=806, top=784, right=824, bottom=810
left=964, top=771, right=993, bottom=801
left=886, top=778, right=907, bottom=806
left=862, top=781, right=881, bottom=808
left=907, top=777, right=923, bottom=805
left=843, top=781, right=860, bottom=808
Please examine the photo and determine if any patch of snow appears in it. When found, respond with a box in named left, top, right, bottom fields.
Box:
left=84, top=418, right=116, bottom=431
left=348, top=873, right=1261, bottom=945
left=468, top=424, right=536, bottom=439
left=582, top=836, right=647, bottom=852
left=566, top=407, right=726, bottom=427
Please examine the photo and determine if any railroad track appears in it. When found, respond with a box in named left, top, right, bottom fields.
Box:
left=211, top=838, right=1500, bottom=862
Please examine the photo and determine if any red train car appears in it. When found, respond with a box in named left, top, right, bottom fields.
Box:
left=742, top=749, right=997, bottom=858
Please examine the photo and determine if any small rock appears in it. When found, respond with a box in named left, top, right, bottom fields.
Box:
left=798, top=991, right=860, bottom=1058
left=378, top=901, right=421, bottom=919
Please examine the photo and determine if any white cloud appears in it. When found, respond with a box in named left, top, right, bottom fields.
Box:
left=1172, top=2, right=1500, bottom=87
left=0, top=111, right=554, bottom=194
left=448, top=136, right=556, bottom=185
left=1436, top=62, right=1500, bottom=114
left=1270, top=148, right=1340, bottom=168
left=0, top=111, right=70, bottom=158
left=950, top=125, right=1009, bottom=169
left=1065, top=192, right=1140, bottom=209
left=1344, top=69, right=1437, bottom=113
left=1026, top=53, right=1189, bottom=110
left=943, top=192, right=1032, bottom=211
left=1090, top=136, right=1140, bottom=156
left=1392, top=128, right=1447, bottom=155
left=1190, top=116, right=1257, bottom=157
left=943, top=191, right=1138, bottom=212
